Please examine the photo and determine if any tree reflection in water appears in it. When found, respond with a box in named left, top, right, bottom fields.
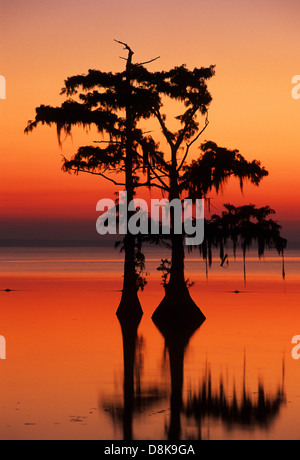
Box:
left=102, top=304, right=286, bottom=440
left=184, top=357, right=286, bottom=437
left=101, top=313, right=167, bottom=440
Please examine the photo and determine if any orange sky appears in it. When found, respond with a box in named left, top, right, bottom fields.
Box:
left=0, top=0, right=300, bottom=244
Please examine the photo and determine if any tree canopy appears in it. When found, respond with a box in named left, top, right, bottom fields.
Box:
left=25, top=42, right=287, bottom=322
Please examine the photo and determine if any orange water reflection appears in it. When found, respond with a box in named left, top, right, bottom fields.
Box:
left=0, top=264, right=300, bottom=440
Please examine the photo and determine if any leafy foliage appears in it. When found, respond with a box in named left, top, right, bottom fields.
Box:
left=25, top=43, right=286, bottom=291
left=181, top=141, right=268, bottom=198
left=196, top=204, right=287, bottom=282
left=157, top=258, right=194, bottom=289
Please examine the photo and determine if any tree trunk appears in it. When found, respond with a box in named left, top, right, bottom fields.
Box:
left=117, top=232, right=142, bottom=320
left=168, top=233, right=186, bottom=291
left=152, top=156, right=205, bottom=329
left=117, top=44, right=143, bottom=320
left=168, top=165, right=187, bottom=291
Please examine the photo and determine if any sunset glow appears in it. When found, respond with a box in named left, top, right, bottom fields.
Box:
left=1, top=0, right=300, bottom=244
left=0, top=0, right=300, bottom=443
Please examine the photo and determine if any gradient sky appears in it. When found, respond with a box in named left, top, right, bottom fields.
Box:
left=0, top=0, right=299, bottom=244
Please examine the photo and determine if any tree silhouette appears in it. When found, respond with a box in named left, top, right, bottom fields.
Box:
left=129, top=67, right=272, bottom=326
left=25, top=40, right=163, bottom=319
left=198, top=203, right=287, bottom=283
left=25, top=42, right=287, bottom=326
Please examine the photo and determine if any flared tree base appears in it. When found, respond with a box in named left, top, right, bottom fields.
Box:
left=116, top=290, right=143, bottom=324
left=152, top=284, right=206, bottom=342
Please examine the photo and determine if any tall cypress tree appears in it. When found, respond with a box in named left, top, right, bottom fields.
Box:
left=25, top=41, right=162, bottom=320
left=26, top=46, right=286, bottom=329
left=130, top=66, right=274, bottom=328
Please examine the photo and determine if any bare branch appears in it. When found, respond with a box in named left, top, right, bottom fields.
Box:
left=154, top=109, right=174, bottom=150
left=66, top=166, right=126, bottom=186
left=154, top=162, right=171, bottom=175
left=114, top=39, right=134, bottom=54
left=93, top=140, right=122, bottom=144
left=174, top=105, right=199, bottom=152
left=136, top=56, right=160, bottom=66
left=134, top=150, right=169, bottom=191
left=177, top=114, right=209, bottom=172
left=135, top=181, right=167, bottom=191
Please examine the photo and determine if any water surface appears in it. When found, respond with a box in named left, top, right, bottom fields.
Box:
left=0, top=247, right=299, bottom=440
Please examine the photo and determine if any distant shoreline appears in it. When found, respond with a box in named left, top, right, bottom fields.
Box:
left=0, top=240, right=299, bottom=250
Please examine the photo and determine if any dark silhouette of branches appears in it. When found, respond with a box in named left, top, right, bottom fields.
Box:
left=195, top=204, right=287, bottom=283
left=25, top=42, right=287, bottom=324
left=25, top=41, right=165, bottom=319
left=180, top=141, right=268, bottom=198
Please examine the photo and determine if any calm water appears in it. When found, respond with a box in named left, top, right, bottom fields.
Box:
left=0, top=246, right=300, bottom=440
